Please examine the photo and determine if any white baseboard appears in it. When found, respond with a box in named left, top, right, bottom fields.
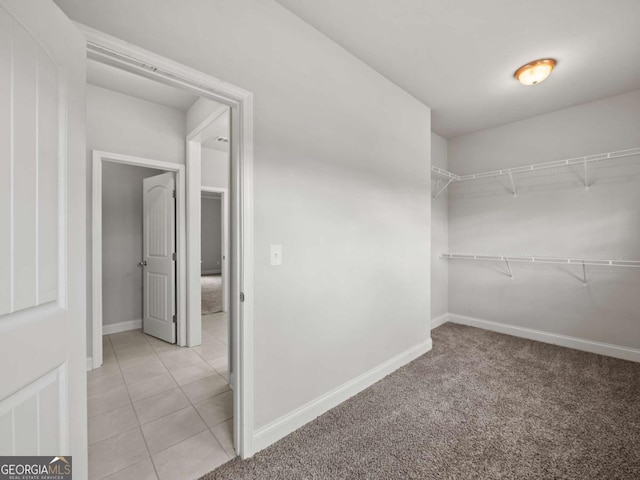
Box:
left=201, top=269, right=221, bottom=275
left=252, top=338, right=433, bottom=454
left=431, top=313, right=449, bottom=330
left=103, top=319, right=142, bottom=336
left=448, top=313, right=640, bottom=363
left=86, top=357, right=93, bottom=372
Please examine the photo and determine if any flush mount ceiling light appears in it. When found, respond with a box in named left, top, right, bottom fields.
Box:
left=514, top=58, right=557, bottom=86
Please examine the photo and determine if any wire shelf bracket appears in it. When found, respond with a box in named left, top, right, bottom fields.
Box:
left=507, top=171, right=517, bottom=197
left=433, top=178, right=453, bottom=199
left=504, top=258, right=513, bottom=279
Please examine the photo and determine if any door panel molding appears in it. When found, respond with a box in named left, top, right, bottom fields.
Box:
left=0, top=363, right=68, bottom=455
left=0, top=4, right=63, bottom=315
left=143, top=172, right=176, bottom=344
left=0, top=0, right=87, bottom=473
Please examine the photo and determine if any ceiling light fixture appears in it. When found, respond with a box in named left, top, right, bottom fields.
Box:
left=514, top=58, right=557, bottom=86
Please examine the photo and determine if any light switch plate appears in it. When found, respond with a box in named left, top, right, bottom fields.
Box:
left=270, top=245, right=283, bottom=266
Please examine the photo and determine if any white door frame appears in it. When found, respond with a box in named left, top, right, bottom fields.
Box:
left=79, top=24, right=255, bottom=458
left=201, top=187, right=230, bottom=313
left=91, top=151, right=187, bottom=366
left=185, top=104, right=228, bottom=347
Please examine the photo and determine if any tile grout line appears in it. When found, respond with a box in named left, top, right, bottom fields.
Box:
left=172, top=322, right=233, bottom=462
left=90, top=425, right=148, bottom=479
left=194, top=317, right=234, bottom=458
left=142, top=404, right=210, bottom=457
left=113, top=335, right=161, bottom=373
left=119, top=330, right=231, bottom=468
left=88, top=331, right=173, bottom=477
left=89, top=322, right=233, bottom=478
left=193, top=314, right=232, bottom=454
left=88, top=333, right=145, bottom=479
left=149, top=423, right=231, bottom=465
left=88, top=338, right=130, bottom=419
left=112, top=332, right=162, bottom=480
left=208, top=424, right=235, bottom=459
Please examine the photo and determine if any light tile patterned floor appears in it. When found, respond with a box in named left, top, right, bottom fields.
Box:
left=88, top=312, right=234, bottom=480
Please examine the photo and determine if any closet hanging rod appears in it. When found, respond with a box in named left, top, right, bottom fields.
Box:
left=430, top=147, right=640, bottom=182
left=441, top=253, right=640, bottom=268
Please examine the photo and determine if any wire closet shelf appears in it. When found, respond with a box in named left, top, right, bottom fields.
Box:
left=431, top=147, right=640, bottom=198
left=441, top=253, right=640, bottom=285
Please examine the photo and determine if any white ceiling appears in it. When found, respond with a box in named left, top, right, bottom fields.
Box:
left=88, top=59, right=230, bottom=151
left=87, top=59, right=199, bottom=112
left=202, top=126, right=230, bottom=152
left=275, top=0, right=640, bottom=138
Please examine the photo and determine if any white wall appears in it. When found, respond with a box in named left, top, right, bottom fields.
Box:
left=431, top=133, right=448, bottom=322
left=87, top=84, right=186, bottom=164
left=186, top=97, right=225, bottom=135
left=202, top=147, right=230, bottom=189
left=102, top=163, right=164, bottom=326
left=188, top=98, right=230, bottom=189
left=447, top=89, right=640, bottom=349
left=201, top=196, right=222, bottom=274
left=86, top=85, right=186, bottom=349
left=58, top=0, right=432, bottom=430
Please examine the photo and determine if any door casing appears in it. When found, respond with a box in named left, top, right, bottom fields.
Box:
left=81, top=24, right=255, bottom=458
left=92, top=151, right=187, bottom=364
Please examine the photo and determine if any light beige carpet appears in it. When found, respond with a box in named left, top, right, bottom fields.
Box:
left=201, top=274, right=222, bottom=314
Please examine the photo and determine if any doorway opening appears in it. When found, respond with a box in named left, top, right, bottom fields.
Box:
left=201, top=192, right=226, bottom=316
left=88, top=64, right=237, bottom=476
left=84, top=22, right=254, bottom=472
left=95, top=158, right=180, bottom=344
left=91, top=150, right=187, bottom=359
left=201, top=188, right=230, bottom=316
left=199, top=118, right=230, bottom=320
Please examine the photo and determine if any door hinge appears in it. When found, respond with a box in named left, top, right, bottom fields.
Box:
left=172, top=190, right=176, bottom=198
left=173, top=314, right=177, bottom=324
left=172, top=252, right=176, bottom=261
left=240, top=292, right=245, bottom=302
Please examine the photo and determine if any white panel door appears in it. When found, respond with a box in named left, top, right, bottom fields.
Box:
left=0, top=0, right=87, bottom=475
left=143, top=172, right=177, bottom=343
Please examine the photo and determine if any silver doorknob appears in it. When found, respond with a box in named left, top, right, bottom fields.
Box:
left=138, top=261, right=147, bottom=267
